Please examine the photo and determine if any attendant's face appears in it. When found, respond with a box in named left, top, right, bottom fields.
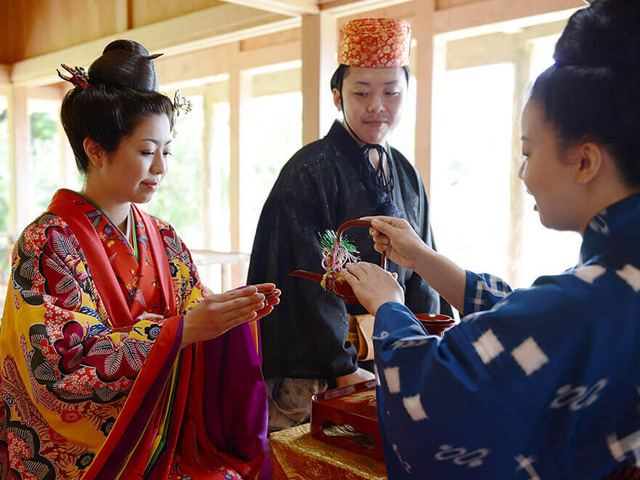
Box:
left=519, top=100, right=582, bottom=231
left=333, top=66, right=407, bottom=145
left=91, top=114, right=172, bottom=205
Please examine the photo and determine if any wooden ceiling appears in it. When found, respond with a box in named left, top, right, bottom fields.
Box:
left=0, top=0, right=413, bottom=87
left=0, top=0, right=581, bottom=87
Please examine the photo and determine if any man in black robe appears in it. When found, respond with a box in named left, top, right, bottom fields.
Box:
left=247, top=18, right=452, bottom=431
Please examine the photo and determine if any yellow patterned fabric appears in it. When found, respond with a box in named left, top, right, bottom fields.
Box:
left=0, top=190, right=266, bottom=479
left=270, top=423, right=387, bottom=480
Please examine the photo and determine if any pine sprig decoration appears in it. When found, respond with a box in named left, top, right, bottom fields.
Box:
left=318, top=229, right=360, bottom=274
left=319, top=230, right=339, bottom=252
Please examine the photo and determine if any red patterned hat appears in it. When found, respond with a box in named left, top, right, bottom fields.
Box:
left=338, top=18, right=411, bottom=68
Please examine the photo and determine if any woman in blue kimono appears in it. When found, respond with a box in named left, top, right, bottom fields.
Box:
left=341, top=0, right=640, bottom=479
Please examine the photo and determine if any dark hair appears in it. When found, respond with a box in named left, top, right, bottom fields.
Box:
left=330, top=64, right=411, bottom=92
left=529, top=0, right=640, bottom=187
left=60, top=40, right=174, bottom=174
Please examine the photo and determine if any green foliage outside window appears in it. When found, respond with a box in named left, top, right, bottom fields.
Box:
left=30, top=111, right=60, bottom=216
left=0, top=108, right=9, bottom=234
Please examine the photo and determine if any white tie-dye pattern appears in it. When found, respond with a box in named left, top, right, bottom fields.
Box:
left=403, top=394, right=429, bottom=421
left=616, top=264, right=640, bottom=292
left=607, top=429, right=640, bottom=467
left=391, top=337, right=431, bottom=350
left=515, top=454, right=541, bottom=480
left=589, top=212, right=609, bottom=235
left=573, top=265, right=606, bottom=284
left=472, top=329, right=505, bottom=365
left=511, top=337, right=549, bottom=376
left=393, top=444, right=412, bottom=473
left=384, top=366, right=401, bottom=393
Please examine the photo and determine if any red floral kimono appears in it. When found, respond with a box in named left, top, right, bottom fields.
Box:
left=0, top=189, right=267, bottom=479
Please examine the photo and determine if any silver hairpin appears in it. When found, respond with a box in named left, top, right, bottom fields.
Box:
left=173, top=90, right=192, bottom=119
left=582, top=0, right=594, bottom=4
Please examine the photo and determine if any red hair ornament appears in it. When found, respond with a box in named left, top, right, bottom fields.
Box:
left=57, top=64, right=89, bottom=90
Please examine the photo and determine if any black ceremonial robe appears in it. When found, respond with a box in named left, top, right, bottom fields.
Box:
left=248, top=121, right=451, bottom=379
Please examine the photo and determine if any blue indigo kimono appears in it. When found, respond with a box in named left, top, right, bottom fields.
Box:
left=374, top=194, right=640, bottom=479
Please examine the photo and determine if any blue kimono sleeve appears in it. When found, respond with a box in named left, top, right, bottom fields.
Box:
left=463, top=270, right=513, bottom=316
left=373, top=302, right=533, bottom=480
left=373, top=266, right=639, bottom=480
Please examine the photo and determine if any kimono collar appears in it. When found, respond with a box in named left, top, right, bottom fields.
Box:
left=580, top=193, right=640, bottom=268
left=326, top=120, right=398, bottom=212
left=326, top=120, right=364, bottom=159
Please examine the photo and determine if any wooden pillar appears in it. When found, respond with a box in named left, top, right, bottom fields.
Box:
left=7, top=85, right=29, bottom=233
left=506, top=39, right=531, bottom=287
left=413, top=0, right=436, bottom=197
left=229, top=42, right=250, bottom=287
left=202, top=87, right=215, bottom=250
left=58, top=84, right=75, bottom=188
left=301, top=12, right=337, bottom=146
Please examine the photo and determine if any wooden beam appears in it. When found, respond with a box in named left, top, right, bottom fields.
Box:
left=0, top=65, right=10, bottom=83
left=155, top=45, right=231, bottom=88
left=251, top=67, right=301, bottom=96
left=11, top=4, right=298, bottom=87
left=445, top=20, right=566, bottom=71
left=26, top=84, right=65, bottom=101
left=222, top=0, right=319, bottom=16
left=433, top=0, right=581, bottom=36
left=301, top=12, right=337, bottom=145
left=320, top=0, right=412, bottom=15
left=239, top=40, right=300, bottom=70
left=240, top=28, right=301, bottom=51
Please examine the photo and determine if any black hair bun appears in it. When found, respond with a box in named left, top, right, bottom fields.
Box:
left=88, top=39, right=160, bottom=92
left=554, top=0, right=640, bottom=76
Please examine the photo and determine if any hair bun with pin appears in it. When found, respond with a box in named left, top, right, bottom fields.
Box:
left=88, top=39, right=162, bottom=92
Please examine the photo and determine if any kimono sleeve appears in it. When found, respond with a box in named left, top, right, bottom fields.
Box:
left=373, top=267, right=636, bottom=479
left=3, top=219, right=175, bottom=416
left=372, top=302, right=531, bottom=479
left=248, top=155, right=359, bottom=378
left=463, top=270, right=513, bottom=316
left=154, top=217, right=211, bottom=313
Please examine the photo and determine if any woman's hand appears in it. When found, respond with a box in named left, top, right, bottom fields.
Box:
left=342, top=262, right=404, bottom=315
left=254, top=283, right=281, bottom=320
left=364, top=216, right=431, bottom=271
left=181, top=283, right=280, bottom=349
left=365, top=216, right=468, bottom=312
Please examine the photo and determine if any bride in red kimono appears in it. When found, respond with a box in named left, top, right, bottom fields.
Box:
left=0, top=39, right=279, bottom=480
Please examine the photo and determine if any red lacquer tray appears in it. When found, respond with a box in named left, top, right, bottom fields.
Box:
left=310, top=380, right=383, bottom=461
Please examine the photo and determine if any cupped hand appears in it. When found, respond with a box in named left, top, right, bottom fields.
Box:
left=181, top=283, right=280, bottom=348
left=254, top=283, right=281, bottom=320
left=362, top=216, right=430, bottom=271
left=342, top=262, right=404, bottom=315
